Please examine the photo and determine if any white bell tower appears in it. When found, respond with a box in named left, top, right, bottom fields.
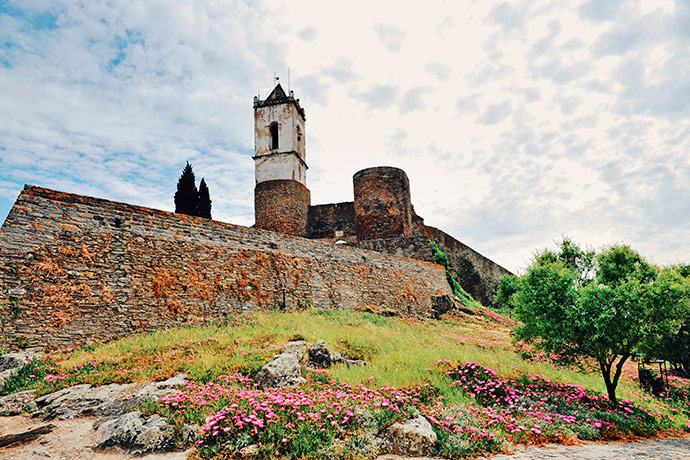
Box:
left=253, top=83, right=307, bottom=185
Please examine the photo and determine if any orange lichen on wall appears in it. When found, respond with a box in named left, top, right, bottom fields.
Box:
left=0, top=185, right=452, bottom=350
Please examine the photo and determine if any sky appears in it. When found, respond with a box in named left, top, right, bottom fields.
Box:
left=0, top=0, right=688, bottom=274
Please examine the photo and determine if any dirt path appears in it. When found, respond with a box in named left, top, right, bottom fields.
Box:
left=474, top=436, right=690, bottom=460
left=2, top=414, right=689, bottom=460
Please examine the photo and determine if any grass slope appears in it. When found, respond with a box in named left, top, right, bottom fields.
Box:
left=2, top=309, right=689, bottom=459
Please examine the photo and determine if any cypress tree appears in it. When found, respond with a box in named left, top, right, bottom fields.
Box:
left=197, top=177, right=212, bottom=219
left=174, top=162, right=198, bottom=216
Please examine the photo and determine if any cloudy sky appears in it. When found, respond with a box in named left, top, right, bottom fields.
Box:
left=1, top=0, right=688, bottom=273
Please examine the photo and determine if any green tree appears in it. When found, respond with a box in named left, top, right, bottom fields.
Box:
left=174, top=162, right=198, bottom=216
left=196, top=177, right=212, bottom=219
left=638, top=265, right=690, bottom=375
left=492, top=274, right=521, bottom=310
left=514, top=240, right=690, bottom=404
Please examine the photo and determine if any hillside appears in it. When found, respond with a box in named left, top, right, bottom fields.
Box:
left=1, top=309, right=689, bottom=459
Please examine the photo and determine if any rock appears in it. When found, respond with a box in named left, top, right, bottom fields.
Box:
left=331, top=351, right=345, bottom=364
left=307, top=340, right=332, bottom=368
left=431, top=295, right=458, bottom=318
left=34, top=374, right=187, bottom=420
left=7, top=287, right=26, bottom=297
left=378, top=416, right=437, bottom=456
left=0, top=352, right=35, bottom=372
left=0, top=423, right=54, bottom=448
left=0, top=390, right=36, bottom=415
left=0, top=369, right=14, bottom=389
left=96, top=411, right=195, bottom=455
left=254, top=353, right=306, bottom=389
left=284, top=340, right=309, bottom=361
left=35, top=383, right=135, bottom=420
left=134, top=374, right=188, bottom=400
left=344, top=358, right=368, bottom=367
left=238, top=443, right=260, bottom=458
left=355, top=304, right=400, bottom=317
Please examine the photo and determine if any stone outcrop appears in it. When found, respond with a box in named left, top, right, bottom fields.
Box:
left=96, top=411, right=196, bottom=455
left=378, top=415, right=437, bottom=456
left=254, top=353, right=306, bottom=389
left=0, top=352, right=36, bottom=388
left=35, top=374, right=187, bottom=420
left=307, top=340, right=332, bottom=368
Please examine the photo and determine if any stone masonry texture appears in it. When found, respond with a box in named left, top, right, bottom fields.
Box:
left=254, top=179, right=310, bottom=237
left=0, top=186, right=451, bottom=350
left=355, top=229, right=511, bottom=306
left=306, top=202, right=356, bottom=240
left=353, top=167, right=413, bottom=240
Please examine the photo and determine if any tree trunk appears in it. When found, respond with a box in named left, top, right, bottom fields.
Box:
left=599, top=353, right=630, bottom=406
left=599, top=358, right=618, bottom=405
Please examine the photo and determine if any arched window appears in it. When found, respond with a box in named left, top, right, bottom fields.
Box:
left=270, top=123, right=279, bottom=149
left=296, top=125, right=302, bottom=144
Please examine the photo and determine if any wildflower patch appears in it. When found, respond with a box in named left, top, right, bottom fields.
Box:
left=443, top=361, right=672, bottom=443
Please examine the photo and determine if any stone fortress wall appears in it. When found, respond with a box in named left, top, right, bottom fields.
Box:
left=252, top=84, right=511, bottom=305
left=0, top=186, right=452, bottom=350
left=294, top=166, right=512, bottom=306
left=0, top=84, right=511, bottom=350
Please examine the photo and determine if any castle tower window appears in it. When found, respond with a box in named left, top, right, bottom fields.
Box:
left=296, top=125, right=302, bottom=143
left=270, top=123, right=279, bottom=150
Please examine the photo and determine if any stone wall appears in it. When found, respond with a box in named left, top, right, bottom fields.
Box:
left=424, top=226, right=511, bottom=305
left=355, top=228, right=511, bottom=306
left=0, top=186, right=451, bottom=350
left=254, top=180, right=310, bottom=237
left=306, top=202, right=356, bottom=240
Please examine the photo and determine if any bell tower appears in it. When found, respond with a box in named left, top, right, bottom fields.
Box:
left=253, top=83, right=307, bottom=184
left=253, top=84, right=311, bottom=236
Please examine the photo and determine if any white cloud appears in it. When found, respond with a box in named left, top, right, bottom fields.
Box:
left=0, top=0, right=689, bottom=273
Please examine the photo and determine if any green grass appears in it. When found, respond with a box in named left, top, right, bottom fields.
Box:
left=16, top=309, right=659, bottom=401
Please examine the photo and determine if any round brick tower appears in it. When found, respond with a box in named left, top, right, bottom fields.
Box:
left=253, top=83, right=310, bottom=236
left=254, top=180, right=310, bottom=236
left=353, top=167, right=413, bottom=241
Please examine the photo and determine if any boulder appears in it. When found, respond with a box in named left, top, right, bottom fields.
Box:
left=96, top=411, right=196, bottom=455
left=35, top=383, right=135, bottom=420
left=331, top=351, right=345, bottom=365
left=0, top=390, right=36, bottom=415
left=284, top=340, right=309, bottom=362
left=254, top=353, right=306, bottom=389
left=34, top=374, right=187, bottom=420
left=133, top=374, right=188, bottom=401
left=0, top=352, right=36, bottom=372
left=431, top=295, right=458, bottom=318
left=307, top=340, right=332, bottom=368
left=378, top=416, right=437, bottom=456
left=238, top=443, right=260, bottom=458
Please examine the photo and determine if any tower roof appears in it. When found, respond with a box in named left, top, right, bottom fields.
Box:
left=254, top=83, right=306, bottom=120
left=266, top=83, right=287, bottom=101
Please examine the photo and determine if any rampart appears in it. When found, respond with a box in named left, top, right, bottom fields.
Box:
left=425, top=226, right=510, bottom=305
left=306, top=202, right=356, bottom=240
left=355, top=227, right=511, bottom=306
left=0, top=186, right=451, bottom=350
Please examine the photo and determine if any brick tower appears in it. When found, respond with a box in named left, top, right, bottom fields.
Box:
left=253, top=84, right=310, bottom=236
